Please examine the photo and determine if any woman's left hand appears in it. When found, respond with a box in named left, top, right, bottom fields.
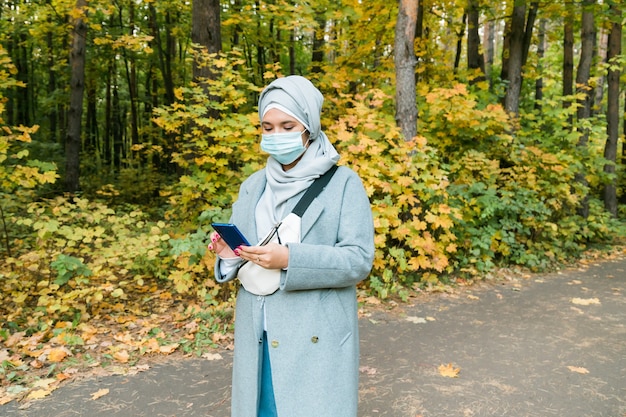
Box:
left=236, top=243, right=289, bottom=269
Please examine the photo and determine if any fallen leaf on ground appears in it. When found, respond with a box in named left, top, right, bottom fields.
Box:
left=467, top=294, right=480, bottom=300
left=406, top=316, right=427, bottom=324
left=32, top=378, right=56, bottom=389
left=567, top=366, right=589, bottom=374
left=26, top=389, right=53, bottom=401
left=202, top=352, right=223, bottom=361
left=0, top=395, right=13, bottom=406
left=570, top=306, right=585, bottom=314
left=438, top=363, right=460, bottom=378
left=359, top=365, right=377, bottom=375
left=159, top=343, right=179, bottom=354
left=47, top=348, right=69, bottom=363
left=364, top=296, right=381, bottom=305
left=113, top=349, right=130, bottom=363
left=571, top=297, right=600, bottom=306
left=91, top=388, right=110, bottom=400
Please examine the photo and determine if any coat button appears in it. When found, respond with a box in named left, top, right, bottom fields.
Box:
left=271, top=340, right=279, bottom=348
left=311, top=336, right=319, bottom=343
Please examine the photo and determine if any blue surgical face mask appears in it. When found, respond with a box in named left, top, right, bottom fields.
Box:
left=261, top=130, right=309, bottom=165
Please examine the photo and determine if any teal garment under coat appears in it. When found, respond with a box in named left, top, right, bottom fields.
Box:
left=215, top=165, right=375, bottom=417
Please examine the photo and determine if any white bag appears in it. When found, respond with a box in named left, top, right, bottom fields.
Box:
left=237, top=213, right=301, bottom=296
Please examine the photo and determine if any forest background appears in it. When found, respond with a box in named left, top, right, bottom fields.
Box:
left=1, top=0, right=625, bottom=403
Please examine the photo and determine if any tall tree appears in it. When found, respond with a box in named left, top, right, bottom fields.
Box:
left=574, top=0, right=597, bottom=218
left=534, top=18, right=546, bottom=109
left=311, top=4, right=327, bottom=73
left=503, top=2, right=526, bottom=114
left=603, top=1, right=621, bottom=216
left=394, top=0, right=418, bottom=141
left=466, top=0, right=485, bottom=82
left=149, top=4, right=175, bottom=105
left=562, top=5, right=574, bottom=123
left=483, top=14, right=495, bottom=86
left=65, top=0, right=88, bottom=193
left=453, top=12, right=467, bottom=73
left=123, top=0, right=139, bottom=147
left=503, top=1, right=538, bottom=115
left=192, top=0, right=222, bottom=121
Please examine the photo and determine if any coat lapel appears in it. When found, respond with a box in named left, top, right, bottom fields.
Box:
left=239, top=172, right=267, bottom=243
left=299, top=198, right=324, bottom=241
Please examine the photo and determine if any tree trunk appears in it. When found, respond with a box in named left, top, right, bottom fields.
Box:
left=85, top=78, right=97, bottom=152
left=104, top=59, right=113, bottom=167
left=603, top=2, right=621, bottom=217
left=574, top=0, right=597, bottom=218
left=503, top=2, right=526, bottom=115
left=453, top=13, right=466, bottom=73
left=149, top=5, right=175, bottom=105
left=594, top=29, right=609, bottom=114
left=191, top=0, right=223, bottom=134
left=311, top=6, right=326, bottom=73
left=467, top=0, right=485, bottom=82
left=46, top=14, right=59, bottom=144
left=534, top=18, right=546, bottom=109
left=192, top=0, right=222, bottom=76
left=124, top=1, right=139, bottom=147
left=394, top=0, right=418, bottom=141
left=562, top=7, right=574, bottom=123
left=500, top=17, right=511, bottom=83
left=415, top=1, right=425, bottom=83
left=483, top=16, right=495, bottom=87
left=65, top=0, right=88, bottom=193
left=521, top=2, right=538, bottom=66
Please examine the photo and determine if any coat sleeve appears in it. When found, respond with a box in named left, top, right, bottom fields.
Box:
left=213, top=171, right=265, bottom=284
left=281, top=169, right=375, bottom=291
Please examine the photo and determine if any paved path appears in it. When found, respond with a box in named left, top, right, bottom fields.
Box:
left=3, top=255, right=626, bottom=417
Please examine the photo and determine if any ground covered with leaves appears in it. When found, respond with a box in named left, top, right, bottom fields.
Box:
left=0, top=283, right=234, bottom=406
left=2, top=245, right=624, bottom=408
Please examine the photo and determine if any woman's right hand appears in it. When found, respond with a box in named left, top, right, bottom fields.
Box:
left=208, top=232, right=238, bottom=258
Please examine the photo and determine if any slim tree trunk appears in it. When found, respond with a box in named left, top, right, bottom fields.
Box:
left=503, top=2, right=526, bottom=115
left=534, top=18, right=546, bottom=109
left=594, top=29, right=609, bottom=114
left=483, top=17, right=495, bottom=87
left=46, top=15, right=58, bottom=144
left=149, top=5, right=175, bottom=105
left=521, top=2, right=538, bottom=66
left=311, top=6, right=326, bottom=73
left=394, top=0, right=418, bottom=141
left=603, top=2, right=621, bottom=216
left=65, top=0, right=88, bottom=193
left=104, top=59, right=113, bottom=167
left=467, top=0, right=485, bottom=82
left=563, top=7, right=574, bottom=124
left=574, top=0, right=596, bottom=218
left=453, top=13, right=467, bottom=73
left=124, top=1, right=139, bottom=147
left=415, top=2, right=425, bottom=83
left=500, top=17, right=511, bottom=83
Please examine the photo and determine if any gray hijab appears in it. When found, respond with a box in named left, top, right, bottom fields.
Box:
left=256, top=76, right=340, bottom=225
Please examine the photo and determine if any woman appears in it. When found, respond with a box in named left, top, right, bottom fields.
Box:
left=209, top=75, right=374, bottom=417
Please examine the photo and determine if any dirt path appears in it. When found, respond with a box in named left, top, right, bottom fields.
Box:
left=3, top=254, right=625, bottom=417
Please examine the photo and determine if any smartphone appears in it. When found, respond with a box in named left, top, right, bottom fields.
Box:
left=211, top=223, right=251, bottom=250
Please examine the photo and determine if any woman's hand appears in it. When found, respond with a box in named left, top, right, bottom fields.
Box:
left=207, top=232, right=237, bottom=259
left=236, top=243, right=289, bottom=269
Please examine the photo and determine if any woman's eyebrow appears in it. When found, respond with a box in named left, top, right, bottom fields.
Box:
left=262, top=120, right=297, bottom=126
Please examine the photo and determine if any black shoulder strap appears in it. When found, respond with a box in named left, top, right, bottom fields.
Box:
left=292, top=165, right=338, bottom=217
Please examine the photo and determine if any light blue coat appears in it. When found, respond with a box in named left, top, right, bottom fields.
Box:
left=215, top=165, right=375, bottom=417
